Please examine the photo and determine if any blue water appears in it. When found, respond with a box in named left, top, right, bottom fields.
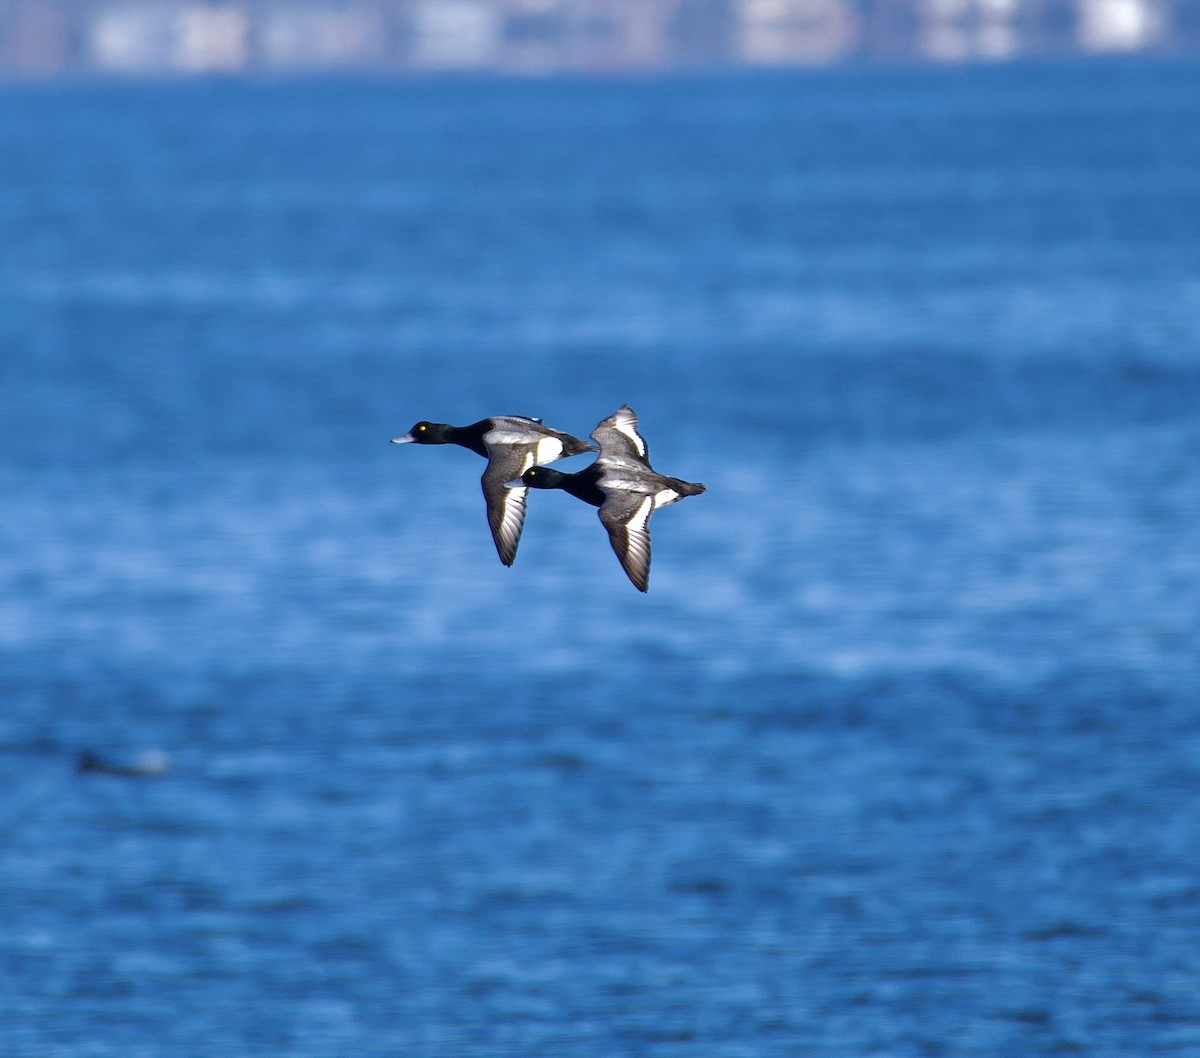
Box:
left=3, top=63, right=1200, bottom=1056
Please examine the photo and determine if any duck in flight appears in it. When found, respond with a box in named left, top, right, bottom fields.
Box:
left=506, top=405, right=705, bottom=592
left=391, top=416, right=596, bottom=566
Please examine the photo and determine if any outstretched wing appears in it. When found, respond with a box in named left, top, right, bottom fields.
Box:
left=591, top=404, right=650, bottom=466
left=598, top=491, right=654, bottom=593
left=481, top=448, right=535, bottom=566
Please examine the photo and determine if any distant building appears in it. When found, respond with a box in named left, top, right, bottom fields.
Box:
left=257, top=3, right=387, bottom=69
left=1078, top=0, right=1166, bottom=50
left=408, top=0, right=502, bottom=68
left=860, top=0, right=924, bottom=58
left=569, top=0, right=680, bottom=70
left=176, top=5, right=249, bottom=71
left=1018, top=0, right=1082, bottom=55
left=1, top=1, right=75, bottom=74
left=498, top=0, right=569, bottom=73
left=917, top=0, right=1023, bottom=60
left=89, top=3, right=180, bottom=72
left=667, top=0, right=737, bottom=65
left=738, top=0, right=857, bottom=65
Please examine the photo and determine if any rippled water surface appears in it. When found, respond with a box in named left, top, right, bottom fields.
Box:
left=2, top=63, right=1200, bottom=1056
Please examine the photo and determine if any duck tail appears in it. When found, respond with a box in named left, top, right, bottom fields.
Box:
left=676, top=480, right=707, bottom=497
left=561, top=434, right=599, bottom=457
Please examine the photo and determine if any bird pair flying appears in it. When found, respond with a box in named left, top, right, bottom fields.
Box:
left=391, top=405, right=705, bottom=592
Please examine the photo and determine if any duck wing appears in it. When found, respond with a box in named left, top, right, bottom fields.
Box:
left=481, top=447, right=535, bottom=566
left=487, top=418, right=596, bottom=463
left=591, top=405, right=650, bottom=467
left=598, top=490, right=654, bottom=593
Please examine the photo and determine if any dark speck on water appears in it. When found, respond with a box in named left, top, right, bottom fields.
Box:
left=75, top=748, right=170, bottom=777
left=2, top=63, right=1200, bottom=1056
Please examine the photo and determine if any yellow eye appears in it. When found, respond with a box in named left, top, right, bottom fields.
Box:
left=417, top=424, right=426, bottom=432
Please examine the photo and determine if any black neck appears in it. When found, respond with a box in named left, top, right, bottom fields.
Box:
left=447, top=421, right=490, bottom=457
left=558, top=464, right=605, bottom=508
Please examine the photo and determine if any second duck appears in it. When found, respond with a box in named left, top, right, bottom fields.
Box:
left=507, top=405, right=705, bottom=592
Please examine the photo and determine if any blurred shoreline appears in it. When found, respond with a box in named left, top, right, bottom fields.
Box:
left=2, top=0, right=1199, bottom=83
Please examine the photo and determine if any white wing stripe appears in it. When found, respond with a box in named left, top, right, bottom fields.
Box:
left=493, top=485, right=527, bottom=565
left=612, top=408, right=647, bottom=457
left=620, top=496, right=653, bottom=589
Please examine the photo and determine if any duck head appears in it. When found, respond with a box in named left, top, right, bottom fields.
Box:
left=391, top=421, right=454, bottom=445
left=504, top=465, right=569, bottom=490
